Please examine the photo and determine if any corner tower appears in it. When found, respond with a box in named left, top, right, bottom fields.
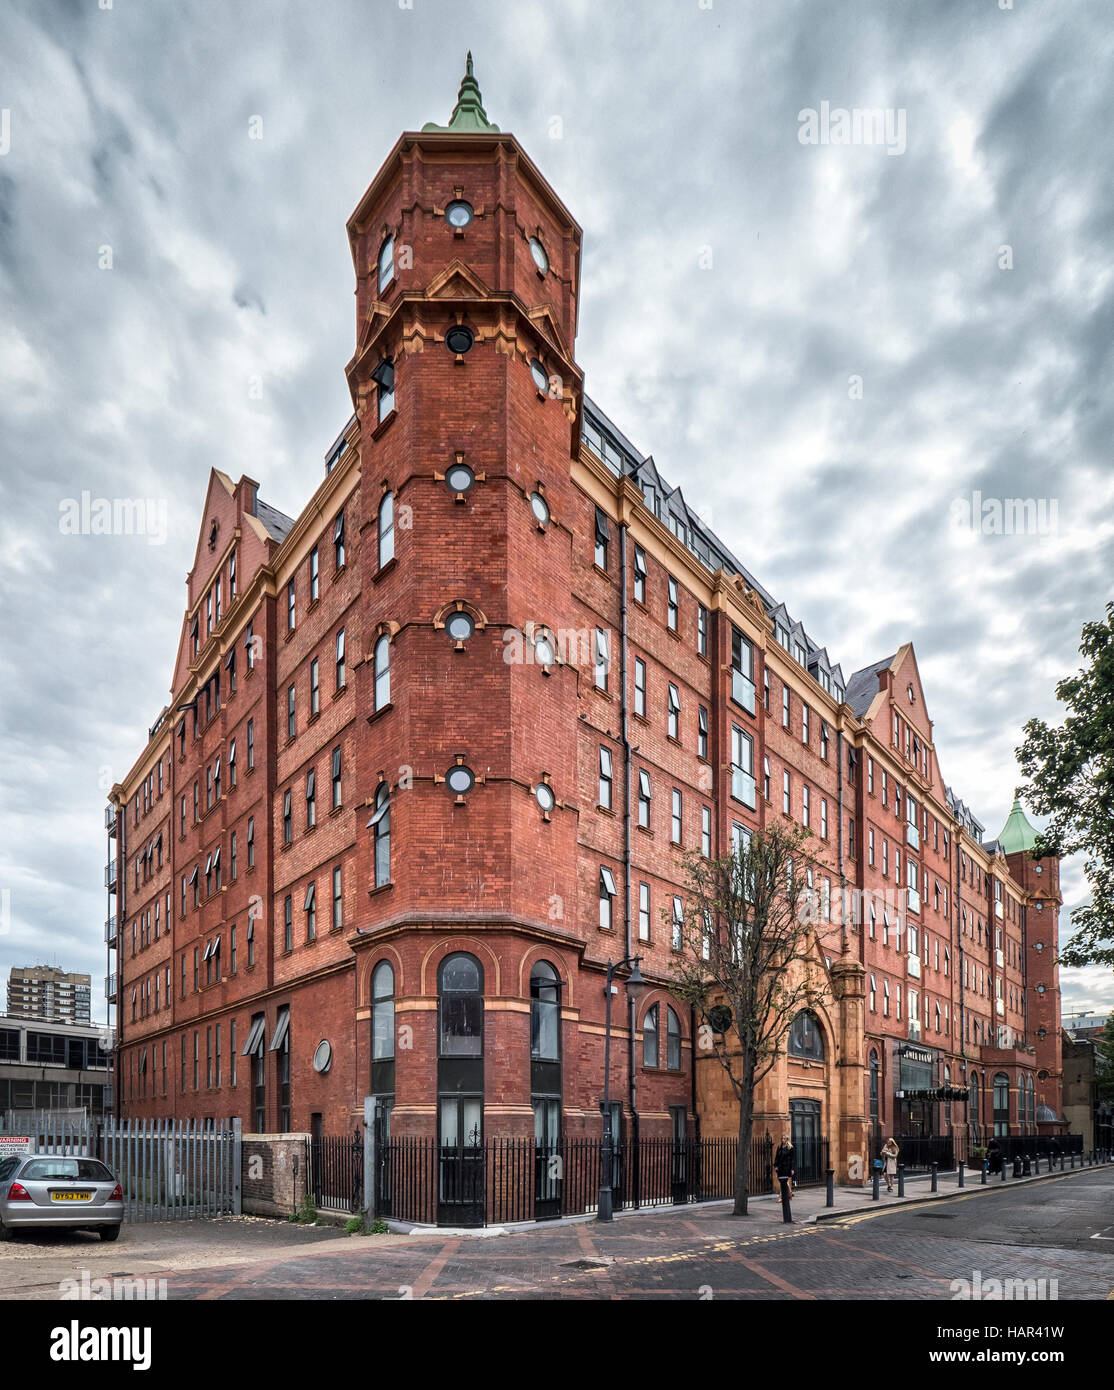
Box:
left=345, top=61, right=586, bottom=1148
left=994, top=793, right=1064, bottom=1128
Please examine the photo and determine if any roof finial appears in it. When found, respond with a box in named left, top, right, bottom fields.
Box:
left=422, top=53, right=499, bottom=133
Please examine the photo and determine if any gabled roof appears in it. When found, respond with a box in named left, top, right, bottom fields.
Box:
left=256, top=497, right=295, bottom=543
left=845, top=655, right=895, bottom=718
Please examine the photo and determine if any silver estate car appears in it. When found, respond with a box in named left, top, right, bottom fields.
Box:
left=0, top=1153, right=124, bottom=1240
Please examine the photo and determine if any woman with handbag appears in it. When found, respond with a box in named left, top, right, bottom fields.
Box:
left=880, top=1137, right=900, bottom=1193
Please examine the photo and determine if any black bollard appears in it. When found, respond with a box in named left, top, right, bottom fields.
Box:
left=981, top=1161, right=988, bottom=1185
left=778, top=1175, right=793, bottom=1224
left=1012, top=1155, right=1022, bottom=1178
left=1034, top=1153, right=1040, bottom=1175
left=930, top=1161, right=938, bottom=1193
left=897, top=1164, right=905, bottom=1198
left=1060, top=1151, right=1065, bottom=1171
left=1022, top=1153, right=1032, bottom=1177
left=1001, top=1156, right=1007, bottom=1181
left=872, top=1169, right=880, bottom=1201
left=825, top=1167, right=834, bottom=1208
left=1070, top=1152, right=1075, bottom=1170
left=958, top=1160, right=965, bottom=1188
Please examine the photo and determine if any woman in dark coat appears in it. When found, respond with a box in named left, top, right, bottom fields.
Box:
left=986, top=1137, right=1003, bottom=1174
left=774, top=1135, right=796, bottom=1194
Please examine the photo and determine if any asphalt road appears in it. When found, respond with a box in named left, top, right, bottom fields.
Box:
left=3, top=1167, right=1112, bottom=1301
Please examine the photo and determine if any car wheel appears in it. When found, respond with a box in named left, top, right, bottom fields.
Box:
left=99, top=1225, right=121, bottom=1242
left=0, top=1218, right=10, bottom=1242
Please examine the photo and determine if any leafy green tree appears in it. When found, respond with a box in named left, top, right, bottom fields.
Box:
left=668, top=821, right=829, bottom=1216
left=1017, top=600, right=1114, bottom=968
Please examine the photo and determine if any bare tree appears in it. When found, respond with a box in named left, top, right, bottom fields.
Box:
left=668, top=822, right=832, bottom=1215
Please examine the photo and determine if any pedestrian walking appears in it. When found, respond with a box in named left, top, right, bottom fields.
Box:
left=774, top=1135, right=796, bottom=1195
left=986, top=1137, right=1003, bottom=1175
left=880, top=1136, right=900, bottom=1193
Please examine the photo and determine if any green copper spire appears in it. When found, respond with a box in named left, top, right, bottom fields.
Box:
left=996, top=791, right=1040, bottom=855
left=422, top=53, right=499, bottom=132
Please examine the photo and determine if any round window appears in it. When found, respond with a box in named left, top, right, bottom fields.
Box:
left=313, top=1040, right=332, bottom=1074
left=446, top=462, right=475, bottom=493
left=446, top=200, right=474, bottom=228
left=447, top=611, right=475, bottom=642
left=529, top=236, right=549, bottom=274
left=1033, top=940, right=1045, bottom=951
left=530, top=358, right=549, bottom=393
left=534, top=629, right=556, bottom=667
left=1036, top=983, right=1046, bottom=995
left=446, top=765, right=475, bottom=795
left=536, top=783, right=556, bottom=813
left=529, top=491, right=550, bottom=526
left=446, top=325, right=474, bottom=355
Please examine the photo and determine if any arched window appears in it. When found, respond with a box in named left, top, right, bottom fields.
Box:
left=439, top=953, right=483, bottom=1057
left=378, top=234, right=394, bottom=292
left=530, top=962, right=560, bottom=1061
left=368, top=783, right=390, bottom=887
left=372, top=961, right=394, bottom=1060
left=993, top=1071, right=1010, bottom=1137
left=378, top=492, right=394, bottom=569
left=787, top=1010, right=825, bottom=1061
left=667, top=1006, right=682, bottom=1070
left=643, top=1003, right=659, bottom=1068
left=374, top=634, right=391, bottom=710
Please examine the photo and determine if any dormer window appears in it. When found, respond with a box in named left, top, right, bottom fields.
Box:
left=378, top=235, right=395, bottom=292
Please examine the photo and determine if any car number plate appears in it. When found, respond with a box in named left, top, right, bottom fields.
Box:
left=51, top=1191, right=92, bottom=1201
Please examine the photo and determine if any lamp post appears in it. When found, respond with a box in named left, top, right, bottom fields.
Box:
left=598, top=955, right=646, bottom=1222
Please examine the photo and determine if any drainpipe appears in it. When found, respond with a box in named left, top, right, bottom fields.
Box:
left=619, top=519, right=637, bottom=1137
left=836, top=730, right=846, bottom=955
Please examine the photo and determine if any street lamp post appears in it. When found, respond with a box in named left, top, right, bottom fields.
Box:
left=598, top=955, right=646, bottom=1222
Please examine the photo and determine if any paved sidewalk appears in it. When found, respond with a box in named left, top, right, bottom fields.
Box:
left=388, top=1154, right=1114, bottom=1237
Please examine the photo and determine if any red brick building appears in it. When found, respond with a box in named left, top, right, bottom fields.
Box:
left=105, top=61, right=1064, bottom=1177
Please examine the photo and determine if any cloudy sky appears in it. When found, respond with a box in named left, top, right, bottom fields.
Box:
left=1, top=0, right=1111, bottom=1025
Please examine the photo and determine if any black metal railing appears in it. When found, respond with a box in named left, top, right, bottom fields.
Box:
left=310, top=1130, right=363, bottom=1213
left=375, top=1132, right=830, bottom=1229
left=893, top=1135, right=955, bottom=1173
left=973, top=1133, right=1083, bottom=1163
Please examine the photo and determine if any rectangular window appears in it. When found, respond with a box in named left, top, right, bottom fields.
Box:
left=763, top=755, right=770, bottom=800
left=672, top=896, right=684, bottom=951
left=783, top=769, right=791, bottom=815
left=869, top=828, right=875, bottom=866
left=230, top=832, right=237, bottom=881
left=730, top=726, right=756, bottom=808
left=594, top=628, right=610, bottom=691
left=304, top=882, right=316, bottom=941
left=820, top=798, right=828, bottom=838
left=287, top=580, right=295, bottom=631
left=702, top=805, right=712, bottom=857
left=333, top=865, right=342, bottom=930
left=671, top=788, right=682, bottom=844
left=730, top=628, right=755, bottom=712
left=305, top=769, right=316, bottom=827
left=698, top=705, right=708, bottom=758
left=310, top=658, right=320, bottom=715
left=633, top=545, right=646, bottom=603
left=782, top=685, right=790, bottom=729
left=634, top=658, right=646, bottom=718
left=284, top=895, right=293, bottom=951
left=283, top=790, right=292, bottom=845
left=638, top=770, right=651, bottom=829
left=332, top=746, right=342, bottom=808
left=231, top=925, right=237, bottom=975
left=868, top=757, right=875, bottom=794
left=229, top=738, right=237, bottom=788
left=336, top=628, right=346, bottom=689
left=697, top=604, right=708, bottom=656
left=247, top=815, right=255, bottom=868
left=883, top=838, right=889, bottom=876
left=599, top=866, right=617, bottom=931
left=667, top=683, right=680, bottom=740
left=667, top=576, right=678, bottom=631
left=802, top=704, right=810, bottom=745
left=310, top=547, right=319, bottom=603
left=334, top=510, right=345, bottom=569
left=247, top=718, right=254, bottom=769
left=594, top=506, right=610, bottom=569
left=802, top=784, right=811, bottom=828
left=638, top=882, right=650, bottom=941
left=599, top=745, right=613, bottom=810
left=287, top=684, right=296, bottom=739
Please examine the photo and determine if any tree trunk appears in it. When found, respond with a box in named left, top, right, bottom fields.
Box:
left=733, top=1069, right=755, bottom=1216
